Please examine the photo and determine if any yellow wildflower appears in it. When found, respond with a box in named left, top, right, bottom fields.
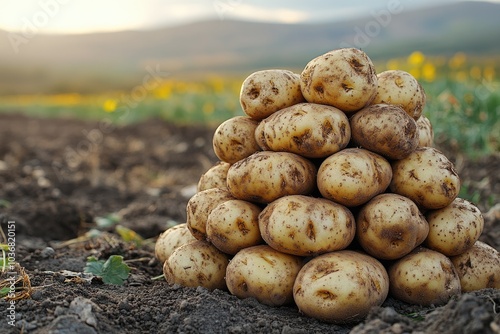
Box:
left=103, top=99, right=117, bottom=113
left=408, top=51, right=425, bottom=66
left=448, top=52, right=467, bottom=69
left=422, top=63, right=436, bottom=82
left=484, top=66, right=496, bottom=82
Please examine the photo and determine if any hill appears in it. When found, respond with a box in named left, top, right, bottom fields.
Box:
left=1, top=1, right=499, bottom=95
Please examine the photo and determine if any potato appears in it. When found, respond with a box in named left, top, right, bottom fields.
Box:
left=258, top=103, right=351, bottom=158
left=227, top=151, right=317, bottom=204
left=372, top=70, right=426, bottom=120
left=388, top=247, right=461, bottom=306
left=254, top=120, right=270, bottom=151
left=206, top=199, right=263, bottom=255
left=259, top=195, right=355, bottom=256
left=300, top=48, right=378, bottom=113
left=293, top=250, right=389, bottom=323
left=390, top=147, right=461, bottom=210
left=356, top=193, right=429, bottom=260
left=163, top=240, right=229, bottom=290
left=197, top=161, right=230, bottom=192
left=212, top=116, right=261, bottom=164
left=186, top=188, right=234, bottom=240
left=416, top=115, right=434, bottom=147
left=155, top=223, right=197, bottom=264
left=350, top=104, right=419, bottom=160
left=450, top=240, right=500, bottom=292
left=317, top=148, right=392, bottom=207
left=240, top=69, right=305, bottom=120
left=425, top=198, right=484, bottom=256
left=225, top=245, right=303, bottom=306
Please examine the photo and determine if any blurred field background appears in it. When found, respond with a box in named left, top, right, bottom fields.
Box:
left=0, top=1, right=499, bottom=159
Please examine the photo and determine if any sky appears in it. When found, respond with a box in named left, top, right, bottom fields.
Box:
left=0, top=0, right=497, bottom=34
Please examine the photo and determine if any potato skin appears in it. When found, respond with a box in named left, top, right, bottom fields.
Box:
left=240, top=69, right=305, bottom=120
left=450, top=241, right=500, bottom=292
left=225, top=245, right=303, bottom=306
left=259, top=195, right=355, bottom=256
left=197, top=161, right=230, bottom=192
left=186, top=188, right=234, bottom=240
left=227, top=151, right=317, bottom=204
left=390, top=147, right=460, bottom=210
left=317, top=148, right=392, bottom=207
left=356, top=193, right=429, bottom=260
left=300, top=48, right=378, bottom=113
left=350, top=104, right=419, bottom=160
left=206, top=199, right=263, bottom=255
left=213, top=116, right=261, bottom=164
left=163, top=240, right=229, bottom=290
left=425, top=198, right=484, bottom=256
left=155, top=223, right=197, bottom=264
left=416, top=115, right=434, bottom=147
left=388, top=247, right=461, bottom=306
left=293, top=250, right=389, bottom=323
left=258, top=103, right=351, bottom=158
left=372, top=70, right=426, bottom=120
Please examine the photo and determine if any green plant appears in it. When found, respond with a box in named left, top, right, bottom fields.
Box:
left=84, top=255, right=131, bottom=285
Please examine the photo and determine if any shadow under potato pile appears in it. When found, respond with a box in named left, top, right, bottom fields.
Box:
left=0, top=113, right=498, bottom=334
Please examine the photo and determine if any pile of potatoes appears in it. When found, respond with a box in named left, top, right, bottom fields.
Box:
left=155, top=48, right=499, bottom=324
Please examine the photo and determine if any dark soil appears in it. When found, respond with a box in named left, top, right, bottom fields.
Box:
left=0, top=113, right=498, bottom=334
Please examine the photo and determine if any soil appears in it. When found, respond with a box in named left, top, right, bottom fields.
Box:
left=0, top=112, right=498, bottom=334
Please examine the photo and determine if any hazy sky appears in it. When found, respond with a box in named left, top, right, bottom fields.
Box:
left=0, top=0, right=496, bottom=34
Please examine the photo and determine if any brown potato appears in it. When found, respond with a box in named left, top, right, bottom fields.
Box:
left=293, top=250, right=389, bottom=323
left=259, top=195, right=355, bottom=256
left=225, top=245, right=303, bottom=306
left=206, top=199, right=263, bottom=255
left=388, top=247, right=461, bottom=306
left=258, top=103, right=351, bottom=158
left=416, top=115, right=434, bottom=147
left=350, top=104, right=419, bottom=160
left=300, top=48, right=378, bottom=114
left=155, top=223, right=197, bottom=264
left=356, top=193, right=429, bottom=260
left=450, top=240, right=500, bottom=292
left=425, top=198, right=484, bottom=256
left=186, top=188, right=234, bottom=240
left=317, top=148, right=392, bottom=207
left=163, top=240, right=229, bottom=290
left=227, top=151, right=317, bottom=204
left=240, top=69, right=305, bottom=120
left=390, top=147, right=460, bottom=210
left=372, top=70, right=426, bottom=120
left=197, top=161, right=230, bottom=192
left=212, top=116, right=261, bottom=164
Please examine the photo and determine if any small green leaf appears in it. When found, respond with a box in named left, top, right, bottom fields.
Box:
left=0, top=286, right=10, bottom=298
left=0, top=199, right=11, bottom=208
left=84, top=255, right=130, bottom=285
left=101, top=255, right=131, bottom=285
left=95, top=213, right=121, bottom=228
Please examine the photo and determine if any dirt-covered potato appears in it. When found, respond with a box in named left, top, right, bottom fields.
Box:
left=317, top=148, right=392, bottom=207
left=300, top=48, right=378, bottom=113
left=372, top=70, right=426, bottom=120
left=388, top=247, right=461, bottom=306
left=206, top=199, right=263, bottom=255
left=416, top=115, right=434, bottom=147
left=227, top=151, right=317, bottom=204
left=450, top=240, right=500, bottom=292
left=350, top=104, right=419, bottom=160
left=155, top=223, right=197, bottom=264
left=225, top=245, right=303, bottom=306
left=258, top=103, right=351, bottom=158
left=163, top=240, right=229, bottom=290
left=390, top=147, right=460, bottom=210
left=186, top=188, right=234, bottom=240
left=240, top=69, right=305, bottom=120
left=259, top=195, right=355, bottom=256
left=197, top=161, right=231, bottom=192
left=212, top=116, right=261, bottom=164
left=293, top=250, right=389, bottom=323
left=425, top=198, right=484, bottom=256
left=356, top=193, right=429, bottom=260
left=254, top=120, right=270, bottom=151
